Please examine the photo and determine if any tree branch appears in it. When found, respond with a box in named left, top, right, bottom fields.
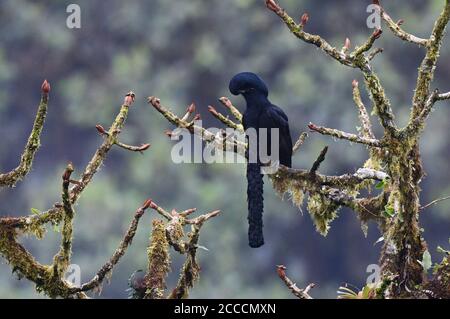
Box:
left=265, top=0, right=354, bottom=68
left=208, top=105, right=244, bottom=132
left=410, top=0, right=450, bottom=123
left=276, top=265, right=314, bottom=299
left=377, top=4, right=429, bottom=48
left=115, top=142, right=151, bottom=153
left=219, top=97, right=243, bottom=123
left=148, top=96, right=247, bottom=157
left=292, top=132, right=308, bottom=154
left=352, top=80, right=375, bottom=140
left=308, top=123, right=383, bottom=148
left=0, top=81, right=50, bottom=187
left=51, top=163, right=75, bottom=279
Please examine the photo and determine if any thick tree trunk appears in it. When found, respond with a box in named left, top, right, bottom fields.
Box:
left=380, top=141, right=427, bottom=297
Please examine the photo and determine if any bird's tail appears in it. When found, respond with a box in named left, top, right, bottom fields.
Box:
left=247, top=163, right=264, bottom=248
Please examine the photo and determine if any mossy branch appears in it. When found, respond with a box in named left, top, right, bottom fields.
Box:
left=51, top=163, right=75, bottom=279
left=144, top=219, right=171, bottom=299
left=140, top=200, right=221, bottom=299
left=409, top=0, right=450, bottom=128
left=0, top=81, right=50, bottom=187
left=377, top=4, right=429, bottom=48
left=265, top=0, right=397, bottom=136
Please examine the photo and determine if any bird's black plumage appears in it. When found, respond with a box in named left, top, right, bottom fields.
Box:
left=229, top=72, right=293, bottom=248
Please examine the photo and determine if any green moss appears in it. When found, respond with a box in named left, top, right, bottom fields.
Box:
left=307, top=193, right=339, bottom=236
left=145, top=219, right=171, bottom=299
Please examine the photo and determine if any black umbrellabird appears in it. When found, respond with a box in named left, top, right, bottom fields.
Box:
left=229, top=72, right=293, bottom=248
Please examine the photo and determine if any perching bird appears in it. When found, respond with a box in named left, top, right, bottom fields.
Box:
left=229, top=72, right=293, bottom=248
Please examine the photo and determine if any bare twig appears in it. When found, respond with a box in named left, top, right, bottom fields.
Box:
left=420, top=195, right=450, bottom=211
left=276, top=265, right=314, bottom=299
left=292, top=132, right=308, bottom=153
left=436, top=91, right=450, bottom=101
left=310, top=146, right=328, bottom=174
left=367, top=48, right=384, bottom=61
left=115, top=142, right=151, bottom=153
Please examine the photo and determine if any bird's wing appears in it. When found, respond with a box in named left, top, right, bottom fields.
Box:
left=259, top=105, right=293, bottom=167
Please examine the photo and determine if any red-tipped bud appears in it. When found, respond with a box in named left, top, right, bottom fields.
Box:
left=308, top=123, right=318, bottom=131
left=220, top=97, right=232, bottom=109
left=95, top=124, right=107, bottom=135
left=265, top=0, right=280, bottom=12
left=352, top=80, right=359, bottom=89
left=277, top=265, right=287, bottom=278
left=187, top=103, right=196, bottom=114
left=148, top=96, right=161, bottom=110
left=396, top=19, right=404, bottom=26
left=124, top=91, right=136, bottom=106
left=208, top=105, right=219, bottom=116
left=138, top=143, right=151, bottom=151
left=372, top=0, right=380, bottom=5
left=149, top=201, right=158, bottom=209
left=344, top=38, right=351, bottom=50
left=373, top=28, right=383, bottom=39
left=62, top=162, right=74, bottom=181
left=142, top=199, right=153, bottom=210
left=193, top=113, right=201, bottom=121
left=300, top=13, right=309, bottom=27
left=41, top=80, right=51, bottom=94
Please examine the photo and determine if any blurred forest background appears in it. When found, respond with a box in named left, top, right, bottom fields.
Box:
left=0, top=0, right=449, bottom=298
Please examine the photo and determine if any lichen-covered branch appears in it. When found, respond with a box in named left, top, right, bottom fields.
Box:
left=51, top=163, right=75, bottom=280
left=377, top=4, right=429, bottom=48
left=208, top=105, right=244, bottom=132
left=219, top=97, right=243, bottom=122
left=436, top=91, right=450, bottom=101
left=265, top=0, right=397, bottom=136
left=0, top=81, right=50, bottom=187
left=410, top=0, right=450, bottom=127
left=292, top=132, right=308, bottom=153
left=265, top=0, right=354, bottom=68
left=308, top=123, right=383, bottom=148
left=148, top=96, right=247, bottom=157
left=352, top=80, right=375, bottom=140
left=351, top=28, right=383, bottom=58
